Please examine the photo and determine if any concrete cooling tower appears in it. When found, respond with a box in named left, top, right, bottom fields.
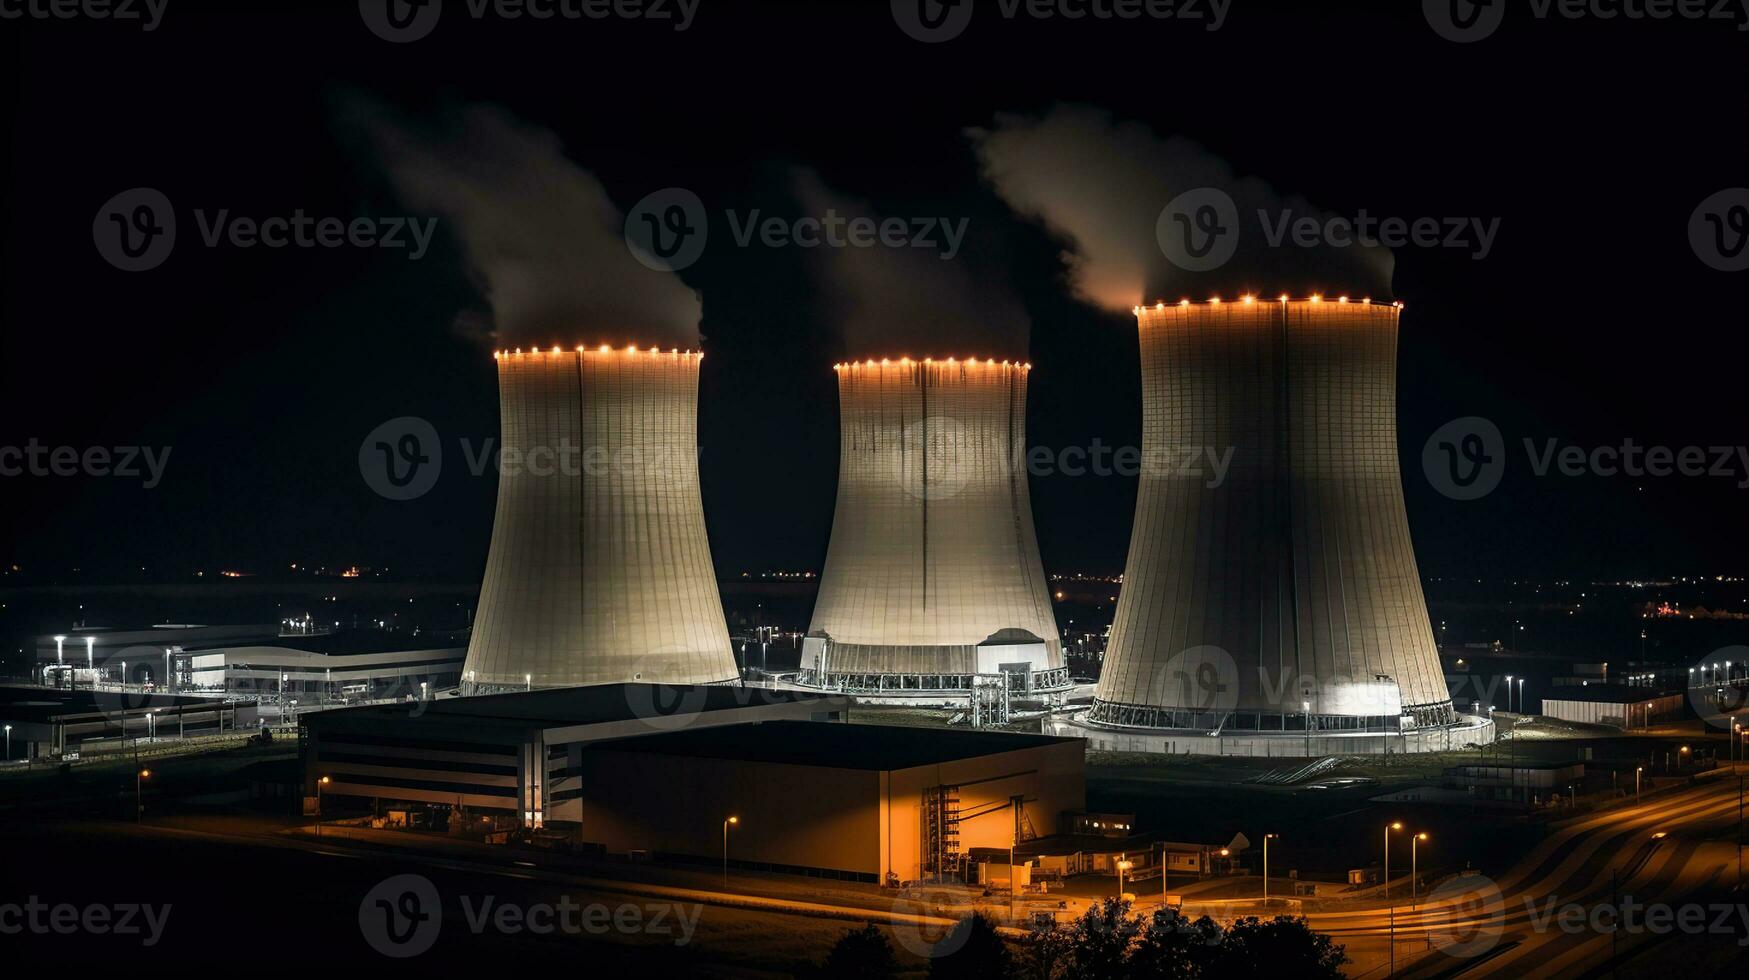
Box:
left=463, top=346, right=738, bottom=692
left=799, top=357, right=1068, bottom=703
left=1079, top=297, right=1478, bottom=755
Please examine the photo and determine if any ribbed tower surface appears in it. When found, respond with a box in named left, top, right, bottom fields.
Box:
left=805, top=358, right=1063, bottom=686
left=1091, top=299, right=1455, bottom=732
left=463, top=347, right=737, bottom=690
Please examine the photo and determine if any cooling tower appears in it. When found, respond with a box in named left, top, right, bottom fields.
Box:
left=1090, top=297, right=1455, bottom=737
left=800, top=357, right=1068, bottom=699
left=463, top=346, right=738, bottom=691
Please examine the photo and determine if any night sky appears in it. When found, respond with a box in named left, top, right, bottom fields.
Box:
left=1, top=0, right=1744, bottom=586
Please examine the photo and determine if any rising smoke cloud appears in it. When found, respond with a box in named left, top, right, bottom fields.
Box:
left=969, top=104, right=1394, bottom=311
left=790, top=168, right=1030, bottom=361
left=343, top=98, right=701, bottom=350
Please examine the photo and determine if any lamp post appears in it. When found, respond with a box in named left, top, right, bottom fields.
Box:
left=525, top=673, right=532, bottom=692
left=1506, top=676, right=1514, bottom=713
left=316, top=775, right=330, bottom=838
left=1636, top=766, right=1644, bottom=805
left=136, top=769, right=150, bottom=821
left=1518, top=679, right=1526, bottom=716
left=722, top=816, right=738, bottom=888
left=120, top=660, right=127, bottom=692
left=1116, top=858, right=1133, bottom=900
left=54, top=635, right=65, bottom=665
left=1384, top=822, right=1402, bottom=901
left=164, top=648, right=172, bottom=694
left=1411, top=833, right=1428, bottom=910
left=86, top=636, right=94, bottom=676
left=4, top=724, right=11, bottom=762
left=1263, top=833, right=1278, bottom=907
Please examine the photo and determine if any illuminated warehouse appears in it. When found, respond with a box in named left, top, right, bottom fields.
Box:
left=799, top=357, right=1069, bottom=702
left=461, top=346, right=739, bottom=691
left=1074, top=297, right=1488, bottom=755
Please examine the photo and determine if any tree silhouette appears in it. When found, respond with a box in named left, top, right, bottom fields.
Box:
left=812, top=922, right=901, bottom=979
left=1206, top=916, right=1349, bottom=979
left=929, top=912, right=1012, bottom=979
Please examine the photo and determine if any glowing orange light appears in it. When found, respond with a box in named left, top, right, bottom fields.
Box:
left=1242, top=295, right=1256, bottom=304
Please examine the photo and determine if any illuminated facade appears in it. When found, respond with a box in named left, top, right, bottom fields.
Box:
left=800, top=358, right=1068, bottom=698
left=1090, top=298, right=1456, bottom=738
left=462, top=347, right=738, bottom=691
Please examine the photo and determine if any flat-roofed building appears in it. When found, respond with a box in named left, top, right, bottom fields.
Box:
left=572, top=721, right=1085, bottom=884
left=300, top=685, right=850, bottom=828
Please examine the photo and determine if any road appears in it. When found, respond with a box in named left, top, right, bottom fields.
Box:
left=1309, top=770, right=1747, bottom=977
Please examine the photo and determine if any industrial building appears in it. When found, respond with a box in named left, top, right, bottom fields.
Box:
left=0, top=686, right=264, bottom=760
left=1076, top=298, right=1481, bottom=755
left=1540, top=686, right=1686, bottom=729
left=800, top=358, right=1068, bottom=704
left=573, top=721, right=1084, bottom=883
left=29, top=625, right=464, bottom=700
left=463, top=347, right=739, bottom=691
left=300, top=684, right=849, bottom=826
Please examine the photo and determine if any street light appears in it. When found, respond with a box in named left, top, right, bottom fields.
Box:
left=136, top=769, right=150, bottom=822
left=1506, top=676, right=1514, bottom=713
left=1518, top=679, right=1526, bottom=715
left=1116, top=858, right=1133, bottom=900
left=1384, top=822, right=1402, bottom=901
left=1263, top=833, right=1279, bottom=906
left=316, top=775, right=330, bottom=838
left=54, top=635, right=65, bottom=665
left=1411, top=833, right=1428, bottom=910
left=1636, top=766, right=1644, bottom=805
left=525, top=673, right=532, bottom=692
left=722, top=816, right=739, bottom=887
left=85, top=636, right=94, bottom=674
left=3, top=724, right=11, bottom=762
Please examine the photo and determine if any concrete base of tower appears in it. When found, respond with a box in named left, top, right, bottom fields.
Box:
left=1049, top=710, right=1496, bottom=758
left=785, top=666, right=1075, bottom=707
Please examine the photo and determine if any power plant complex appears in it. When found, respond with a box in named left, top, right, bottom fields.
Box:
left=461, top=346, right=739, bottom=692
left=1068, top=297, right=1483, bottom=755
left=797, top=357, right=1069, bottom=704
left=454, top=301, right=1481, bottom=753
